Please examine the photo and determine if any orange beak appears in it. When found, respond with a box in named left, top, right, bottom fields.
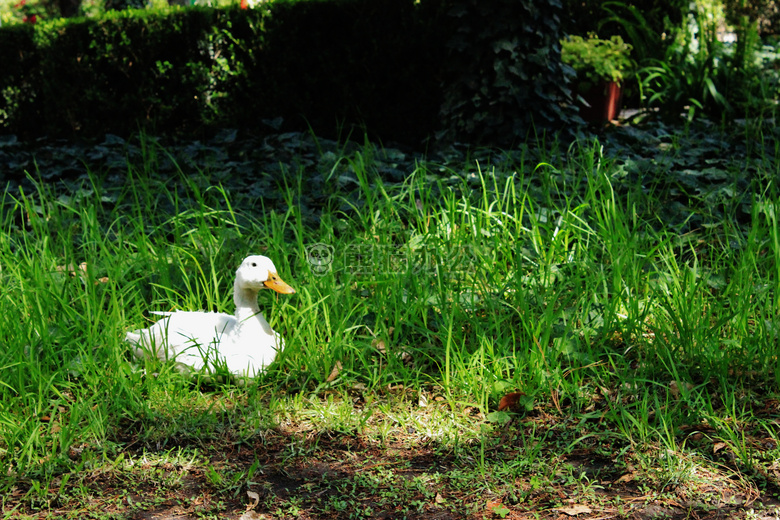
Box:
left=264, top=271, right=296, bottom=294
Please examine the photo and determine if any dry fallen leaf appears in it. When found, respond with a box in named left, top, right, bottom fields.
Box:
left=239, top=512, right=266, bottom=520
left=372, top=338, right=386, bottom=354
left=435, top=492, right=445, bottom=504
left=56, top=262, right=87, bottom=275
left=713, top=441, right=728, bottom=453
left=326, top=361, right=342, bottom=382
left=246, top=489, right=260, bottom=510
left=556, top=504, right=592, bottom=516
left=498, top=392, right=525, bottom=412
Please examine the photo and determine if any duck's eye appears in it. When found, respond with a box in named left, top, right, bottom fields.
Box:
left=251, top=262, right=257, bottom=267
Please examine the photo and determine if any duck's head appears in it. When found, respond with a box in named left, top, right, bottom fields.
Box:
left=236, top=255, right=296, bottom=294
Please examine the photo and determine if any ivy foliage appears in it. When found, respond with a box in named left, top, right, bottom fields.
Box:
left=437, top=0, right=578, bottom=144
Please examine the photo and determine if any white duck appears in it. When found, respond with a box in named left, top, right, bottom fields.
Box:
left=126, top=255, right=295, bottom=376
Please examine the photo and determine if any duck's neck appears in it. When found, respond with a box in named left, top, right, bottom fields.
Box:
left=234, top=283, right=260, bottom=315
left=233, top=283, right=274, bottom=337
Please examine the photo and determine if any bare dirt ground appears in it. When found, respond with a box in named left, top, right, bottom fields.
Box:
left=9, top=416, right=779, bottom=520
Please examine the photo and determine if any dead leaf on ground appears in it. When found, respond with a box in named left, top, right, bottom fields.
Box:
left=613, top=472, right=635, bottom=483
left=713, top=441, right=728, bottom=453
left=498, top=392, right=525, bottom=412
left=556, top=503, right=592, bottom=516
left=372, top=338, right=386, bottom=354
left=326, top=361, right=342, bottom=382
left=246, top=489, right=260, bottom=510
left=56, top=262, right=87, bottom=275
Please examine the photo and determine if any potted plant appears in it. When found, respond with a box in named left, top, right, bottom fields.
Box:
left=561, top=34, right=634, bottom=123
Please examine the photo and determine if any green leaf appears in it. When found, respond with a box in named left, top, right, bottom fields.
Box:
left=490, top=503, right=511, bottom=518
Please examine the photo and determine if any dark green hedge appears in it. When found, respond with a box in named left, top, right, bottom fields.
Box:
left=0, top=0, right=577, bottom=146
left=0, top=24, right=39, bottom=134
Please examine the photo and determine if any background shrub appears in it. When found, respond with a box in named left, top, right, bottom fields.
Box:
left=0, top=0, right=578, bottom=147
left=0, top=24, right=39, bottom=132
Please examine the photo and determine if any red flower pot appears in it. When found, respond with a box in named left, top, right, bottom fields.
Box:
left=577, top=81, right=623, bottom=123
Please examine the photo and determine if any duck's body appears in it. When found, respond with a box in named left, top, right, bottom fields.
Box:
left=126, top=255, right=295, bottom=376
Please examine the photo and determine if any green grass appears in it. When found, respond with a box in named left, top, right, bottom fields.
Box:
left=1, top=128, right=780, bottom=517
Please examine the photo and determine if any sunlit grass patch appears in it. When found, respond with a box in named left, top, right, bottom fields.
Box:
left=1, top=128, right=780, bottom=517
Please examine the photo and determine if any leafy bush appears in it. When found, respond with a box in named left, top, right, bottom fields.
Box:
left=561, top=34, right=634, bottom=85
left=0, top=24, right=39, bottom=130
